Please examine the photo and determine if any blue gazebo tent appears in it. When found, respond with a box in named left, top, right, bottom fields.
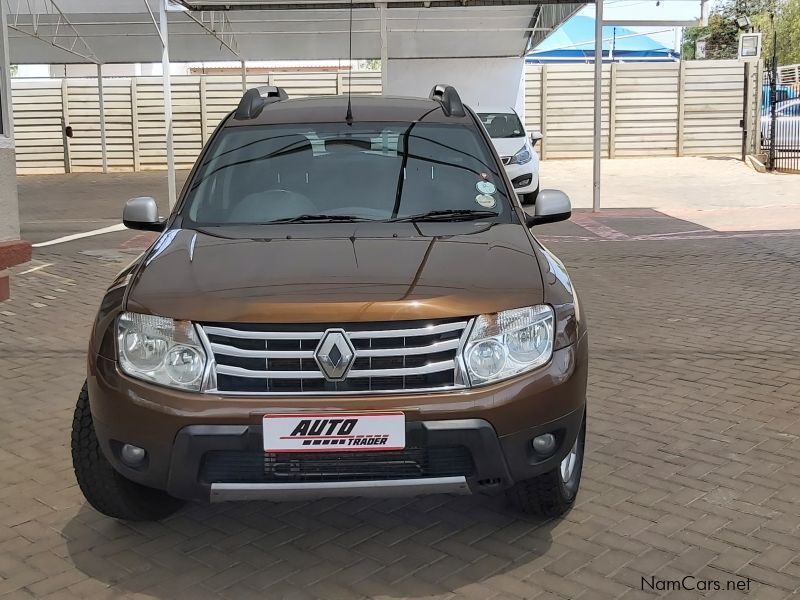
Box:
left=527, top=15, right=679, bottom=63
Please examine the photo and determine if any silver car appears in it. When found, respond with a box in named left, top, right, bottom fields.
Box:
left=762, top=99, right=800, bottom=147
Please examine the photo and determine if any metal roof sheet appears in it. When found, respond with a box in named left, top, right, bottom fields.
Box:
left=6, top=1, right=584, bottom=64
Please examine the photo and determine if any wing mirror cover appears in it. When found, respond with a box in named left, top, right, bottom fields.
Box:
left=524, top=189, right=571, bottom=227
left=123, top=197, right=166, bottom=232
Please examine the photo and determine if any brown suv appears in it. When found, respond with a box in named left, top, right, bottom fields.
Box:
left=72, top=85, right=588, bottom=521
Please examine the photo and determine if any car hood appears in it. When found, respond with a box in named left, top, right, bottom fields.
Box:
left=125, top=223, right=544, bottom=323
left=490, top=137, right=528, bottom=158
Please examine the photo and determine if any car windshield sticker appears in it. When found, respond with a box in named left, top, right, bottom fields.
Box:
left=476, top=180, right=496, bottom=195
left=475, top=194, right=497, bottom=208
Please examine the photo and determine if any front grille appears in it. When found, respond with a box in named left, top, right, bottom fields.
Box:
left=501, top=156, right=512, bottom=165
left=202, top=318, right=470, bottom=394
left=201, top=446, right=474, bottom=483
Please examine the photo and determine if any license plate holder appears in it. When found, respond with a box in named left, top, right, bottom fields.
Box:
left=263, top=412, right=406, bottom=453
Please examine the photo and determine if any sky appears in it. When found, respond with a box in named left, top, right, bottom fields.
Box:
left=533, top=16, right=679, bottom=54
left=569, top=0, right=705, bottom=50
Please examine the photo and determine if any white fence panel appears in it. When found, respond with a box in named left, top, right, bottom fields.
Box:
left=12, top=80, right=64, bottom=174
left=11, top=63, right=748, bottom=174
left=683, top=61, right=745, bottom=155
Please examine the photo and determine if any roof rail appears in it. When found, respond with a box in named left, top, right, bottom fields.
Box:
left=234, top=86, right=289, bottom=120
left=428, top=84, right=466, bottom=118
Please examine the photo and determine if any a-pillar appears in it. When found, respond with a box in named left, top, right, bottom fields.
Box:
left=0, top=1, right=31, bottom=302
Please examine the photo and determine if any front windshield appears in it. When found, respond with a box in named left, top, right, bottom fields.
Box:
left=182, top=121, right=510, bottom=226
left=478, top=112, right=525, bottom=139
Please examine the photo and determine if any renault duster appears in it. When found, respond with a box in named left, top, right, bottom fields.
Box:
left=72, top=85, right=588, bottom=521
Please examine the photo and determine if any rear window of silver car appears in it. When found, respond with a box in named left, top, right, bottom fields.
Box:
left=478, top=112, right=525, bottom=139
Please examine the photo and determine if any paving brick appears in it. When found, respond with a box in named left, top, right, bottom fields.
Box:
left=1, top=196, right=800, bottom=599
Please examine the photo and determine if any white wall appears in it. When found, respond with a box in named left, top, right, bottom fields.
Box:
left=384, top=57, right=525, bottom=117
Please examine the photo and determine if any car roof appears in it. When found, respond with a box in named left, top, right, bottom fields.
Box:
left=224, top=94, right=476, bottom=127
left=474, top=106, right=517, bottom=115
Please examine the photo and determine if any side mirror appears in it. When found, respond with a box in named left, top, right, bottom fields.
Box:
left=529, top=130, right=543, bottom=147
left=524, top=189, right=571, bottom=227
left=123, top=197, right=165, bottom=231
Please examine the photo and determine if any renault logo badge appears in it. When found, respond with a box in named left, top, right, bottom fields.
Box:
left=314, top=329, right=356, bottom=381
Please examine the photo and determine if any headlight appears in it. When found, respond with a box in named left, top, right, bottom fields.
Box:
left=116, top=312, right=207, bottom=391
left=463, top=305, right=553, bottom=386
left=511, top=144, right=532, bottom=165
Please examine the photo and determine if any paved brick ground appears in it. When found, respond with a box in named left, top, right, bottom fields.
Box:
left=1, top=201, right=799, bottom=598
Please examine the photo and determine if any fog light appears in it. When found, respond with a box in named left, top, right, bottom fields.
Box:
left=532, top=433, right=556, bottom=456
left=121, top=443, right=147, bottom=466
left=512, top=174, right=532, bottom=188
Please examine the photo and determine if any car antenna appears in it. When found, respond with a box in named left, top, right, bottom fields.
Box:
left=345, top=0, right=354, bottom=125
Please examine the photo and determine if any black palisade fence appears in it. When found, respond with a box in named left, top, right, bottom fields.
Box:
left=761, top=57, right=800, bottom=173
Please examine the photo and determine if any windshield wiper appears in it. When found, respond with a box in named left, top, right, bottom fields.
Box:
left=267, top=214, right=377, bottom=224
left=389, top=209, right=499, bottom=223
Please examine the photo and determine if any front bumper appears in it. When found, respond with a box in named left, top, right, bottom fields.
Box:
left=88, top=336, right=587, bottom=502
left=503, top=152, right=540, bottom=195
left=106, top=411, right=584, bottom=502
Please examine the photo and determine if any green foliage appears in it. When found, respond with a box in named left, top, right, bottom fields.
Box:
left=682, top=0, right=800, bottom=64
left=682, top=25, right=708, bottom=59
left=706, top=14, right=740, bottom=59
left=363, top=59, right=381, bottom=71
left=754, top=0, right=800, bottom=63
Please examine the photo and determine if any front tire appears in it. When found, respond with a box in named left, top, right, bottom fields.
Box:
left=71, top=382, right=184, bottom=521
left=506, top=414, right=585, bottom=518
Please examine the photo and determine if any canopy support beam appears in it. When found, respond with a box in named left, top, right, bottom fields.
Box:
left=183, top=10, right=243, bottom=60
left=592, top=0, right=603, bottom=212
left=379, top=3, right=388, bottom=91
left=522, top=6, right=542, bottom=56
left=1, top=0, right=13, bottom=137
left=154, top=0, right=177, bottom=208
left=97, top=63, right=107, bottom=174
left=6, top=0, right=99, bottom=64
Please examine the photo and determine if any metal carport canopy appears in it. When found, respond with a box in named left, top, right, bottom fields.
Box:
left=6, top=0, right=585, bottom=64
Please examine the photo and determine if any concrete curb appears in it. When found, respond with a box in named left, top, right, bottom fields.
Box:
left=745, top=154, right=767, bottom=173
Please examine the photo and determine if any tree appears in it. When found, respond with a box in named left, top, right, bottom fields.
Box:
left=780, top=0, right=800, bottom=63
left=681, top=0, right=800, bottom=63
left=682, top=25, right=709, bottom=60
left=682, top=14, right=741, bottom=60
left=753, top=0, right=800, bottom=64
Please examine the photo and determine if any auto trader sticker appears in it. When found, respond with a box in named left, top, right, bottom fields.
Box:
left=475, top=194, right=497, bottom=208
left=476, top=180, right=496, bottom=195
left=263, top=412, right=406, bottom=452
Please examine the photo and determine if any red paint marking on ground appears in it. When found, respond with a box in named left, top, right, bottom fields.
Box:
left=539, top=230, right=800, bottom=243
left=121, top=232, right=159, bottom=249
left=639, top=229, right=709, bottom=237
left=570, top=214, right=631, bottom=240
left=573, top=209, right=666, bottom=218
